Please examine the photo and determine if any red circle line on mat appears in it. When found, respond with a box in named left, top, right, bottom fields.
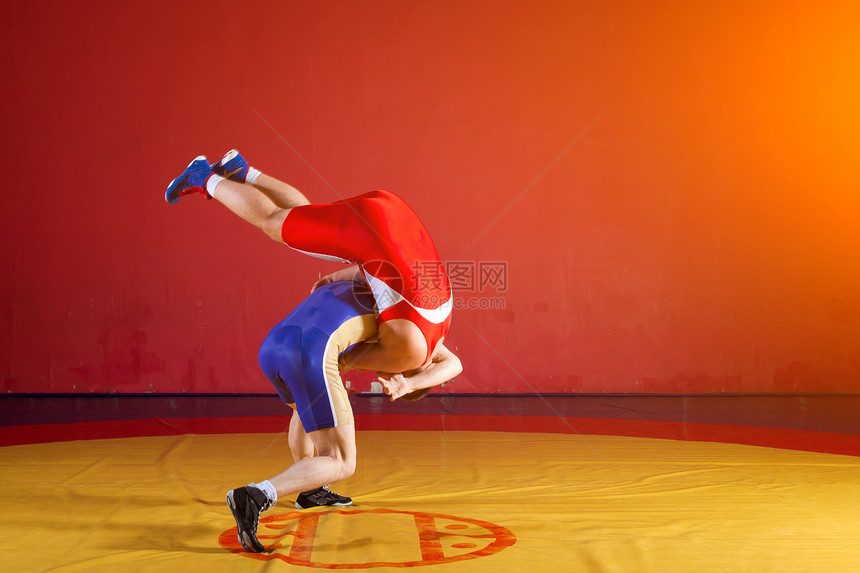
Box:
left=218, top=508, right=516, bottom=568
left=1, top=414, right=858, bottom=457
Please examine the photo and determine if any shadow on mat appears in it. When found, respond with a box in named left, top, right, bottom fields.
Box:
left=31, top=491, right=240, bottom=554
left=97, top=523, right=230, bottom=554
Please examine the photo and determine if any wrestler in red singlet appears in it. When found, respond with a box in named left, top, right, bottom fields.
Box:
left=280, top=190, right=452, bottom=364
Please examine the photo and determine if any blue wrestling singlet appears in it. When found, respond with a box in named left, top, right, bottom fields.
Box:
left=258, top=281, right=376, bottom=432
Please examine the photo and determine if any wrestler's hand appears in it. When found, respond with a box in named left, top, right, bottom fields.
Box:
left=311, top=272, right=337, bottom=293
left=312, top=265, right=365, bottom=293
left=378, top=373, right=411, bottom=402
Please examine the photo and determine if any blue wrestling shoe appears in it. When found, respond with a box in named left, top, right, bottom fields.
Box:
left=211, top=149, right=249, bottom=183
left=164, top=156, right=212, bottom=204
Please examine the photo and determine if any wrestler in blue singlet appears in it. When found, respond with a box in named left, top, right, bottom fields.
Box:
left=258, top=281, right=376, bottom=432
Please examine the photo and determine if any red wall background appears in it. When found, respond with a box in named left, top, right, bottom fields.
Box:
left=2, top=0, right=858, bottom=394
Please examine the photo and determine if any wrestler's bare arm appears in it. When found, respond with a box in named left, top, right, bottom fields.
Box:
left=311, top=265, right=365, bottom=292
left=378, top=343, right=463, bottom=401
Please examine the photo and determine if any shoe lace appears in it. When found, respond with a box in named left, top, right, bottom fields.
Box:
left=250, top=493, right=273, bottom=543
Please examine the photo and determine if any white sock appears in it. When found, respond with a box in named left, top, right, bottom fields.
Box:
left=205, top=174, right=224, bottom=198
left=246, top=167, right=262, bottom=185
left=256, top=479, right=278, bottom=506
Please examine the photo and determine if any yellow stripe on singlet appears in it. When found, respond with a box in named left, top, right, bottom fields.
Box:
left=323, top=314, right=377, bottom=427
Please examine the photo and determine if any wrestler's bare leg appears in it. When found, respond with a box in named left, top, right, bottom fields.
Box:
left=226, top=421, right=355, bottom=553
left=251, top=173, right=310, bottom=210
left=287, top=413, right=353, bottom=505
left=288, top=411, right=315, bottom=461
left=268, top=424, right=357, bottom=497
left=209, top=178, right=294, bottom=242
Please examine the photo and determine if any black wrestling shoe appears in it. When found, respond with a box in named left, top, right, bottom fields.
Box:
left=295, top=486, right=353, bottom=509
left=226, top=483, right=275, bottom=553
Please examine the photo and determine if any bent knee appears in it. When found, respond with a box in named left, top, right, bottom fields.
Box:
left=324, top=454, right=355, bottom=482
left=262, top=209, right=290, bottom=242
left=340, top=459, right=356, bottom=480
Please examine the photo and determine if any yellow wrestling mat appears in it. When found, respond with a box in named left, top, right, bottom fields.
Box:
left=2, top=430, right=860, bottom=572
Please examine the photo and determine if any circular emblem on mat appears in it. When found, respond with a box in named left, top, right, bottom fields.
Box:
left=218, top=508, right=516, bottom=568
